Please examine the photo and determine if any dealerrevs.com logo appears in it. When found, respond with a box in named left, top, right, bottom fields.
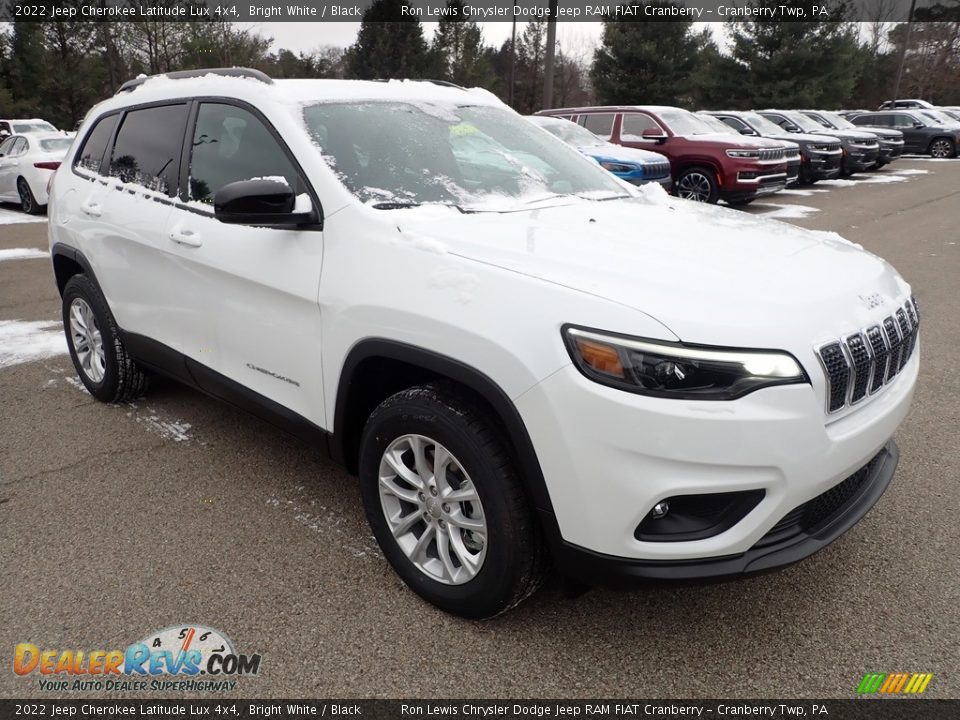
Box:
left=13, top=625, right=262, bottom=693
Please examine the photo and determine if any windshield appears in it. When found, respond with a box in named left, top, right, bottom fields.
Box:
left=534, top=118, right=607, bottom=148
left=13, top=121, right=56, bottom=133
left=656, top=108, right=716, bottom=136
left=39, top=137, right=72, bottom=153
left=782, top=112, right=826, bottom=133
left=920, top=110, right=955, bottom=125
left=696, top=114, right=739, bottom=135
left=302, top=102, right=626, bottom=210
left=818, top=111, right=856, bottom=130
left=741, top=112, right=786, bottom=136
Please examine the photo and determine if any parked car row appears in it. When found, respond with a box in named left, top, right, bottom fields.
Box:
left=530, top=98, right=960, bottom=205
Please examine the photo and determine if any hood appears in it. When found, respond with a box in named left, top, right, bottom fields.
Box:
left=393, top=192, right=908, bottom=350
left=767, top=132, right=837, bottom=146
left=683, top=133, right=784, bottom=149
left=813, top=128, right=878, bottom=143
left=582, top=144, right=667, bottom=165
left=857, top=127, right=902, bottom=140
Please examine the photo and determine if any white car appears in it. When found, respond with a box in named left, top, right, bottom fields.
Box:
left=0, top=133, right=73, bottom=214
left=48, top=70, right=918, bottom=618
left=0, top=118, right=58, bottom=138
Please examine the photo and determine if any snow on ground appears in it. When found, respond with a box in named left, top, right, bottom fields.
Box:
left=779, top=188, right=829, bottom=197
left=0, top=207, right=46, bottom=224
left=751, top=203, right=821, bottom=220
left=895, top=169, right=930, bottom=176
left=0, top=247, right=48, bottom=261
left=0, top=320, right=67, bottom=368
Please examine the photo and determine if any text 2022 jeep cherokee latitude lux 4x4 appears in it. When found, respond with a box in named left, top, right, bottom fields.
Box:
left=48, top=70, right=919, bottom=618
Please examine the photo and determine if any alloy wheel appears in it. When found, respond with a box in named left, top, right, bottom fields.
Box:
left=69, top=298, right=106, bottom=384
left=18, top=179, right=34, bottom=214
left=377, top=434, right=487, bottom=585
left=676, top=172, right=713, bottom=202
left=930, top=139, right=953, bottom=159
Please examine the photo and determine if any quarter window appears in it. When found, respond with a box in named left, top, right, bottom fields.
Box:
left=188, top=103, right=298, bottom=205
left=108, top=104, right=188, bottom=194
left=75, top=114, right=120, bottom=174
left=581, top=113, right=616, bottom=140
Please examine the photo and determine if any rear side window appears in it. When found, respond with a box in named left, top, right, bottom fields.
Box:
left=75, top=114, right=120, bottom=173
left=188, top=103, right=298, bottom=205
left=108, top=104, right=188, bottom=195
left=581, top=113, right=616, bottom=140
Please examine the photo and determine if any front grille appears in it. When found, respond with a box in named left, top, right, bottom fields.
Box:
left=816, top=297, right=919, bottom=414
left=753, top=451, right=884, bottom=549
left=784, top=147, right=801, bottom=160
left=759, top=148, right=785, bottom=161
left=645, top=161, right=670, bottom=179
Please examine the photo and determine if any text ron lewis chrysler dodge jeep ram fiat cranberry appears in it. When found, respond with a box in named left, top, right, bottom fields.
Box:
left=48, top=70, right=919, bottom=618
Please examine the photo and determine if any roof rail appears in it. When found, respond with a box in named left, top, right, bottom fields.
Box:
left=116, top=68, right=273, bottom=95
left=370, top=78, right=467, bottom=90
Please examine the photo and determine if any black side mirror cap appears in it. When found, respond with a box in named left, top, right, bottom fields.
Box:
left=214, top=179, right=318, bottom=227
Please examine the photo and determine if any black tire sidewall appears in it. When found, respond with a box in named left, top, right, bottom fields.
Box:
left=18, top=179, right=37, bottom=214
left=677, top=166, right=719, bottom=204
left=62, top=275, right=122, bottom=402
left=359, top=392, right=531, bottom=618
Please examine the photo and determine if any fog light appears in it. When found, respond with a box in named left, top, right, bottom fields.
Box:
left=651, top=501, right=670, bottom=519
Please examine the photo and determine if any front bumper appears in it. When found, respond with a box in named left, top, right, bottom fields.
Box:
left=804, top=149, right=842, bottom=180
left=548, top=441, right=897, bottom=583
left=877, top=142, right=904, bottom=164
left=844, top=146, right=880, bottom=172
left=516, top=352, right=916, bottom=581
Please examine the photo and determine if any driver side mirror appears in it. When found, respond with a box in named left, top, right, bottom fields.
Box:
left=914, top=122, right=925, bottom=128
left=214, top=179, right=319, bottom=227
left=739, top=128, right=757, bottom=136
left=641, top=127, right=667, bottom=142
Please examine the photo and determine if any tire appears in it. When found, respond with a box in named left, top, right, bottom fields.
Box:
left=62, top=274, right=149, bottom=403
left=928, top=137, right=956, bottom=159
left=674, top=167, right=719, bottom=204
left=17, top=177, right=42, bottom=215
left=358, top=382, right=546, bottom=618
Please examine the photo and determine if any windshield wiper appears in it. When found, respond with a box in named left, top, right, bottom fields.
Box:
left=371, top=200, right=472, bottom=213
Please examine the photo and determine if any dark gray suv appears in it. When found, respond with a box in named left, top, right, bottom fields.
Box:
left=800, top=110, right=904, bottom=169
left=849, top=111, right=960, bottom=158
left=759, top=109, right=880, bottom=176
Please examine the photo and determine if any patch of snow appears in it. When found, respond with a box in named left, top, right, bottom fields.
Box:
left=816, top=178, right=859, bottom=188
left=0, top=208, right=46, bottom=225
left=751, top=203, right=821, bottom=220
left=134, top=411, right=192, bottom=442
left=396, top=227, right=448, bottom=255
left=249, top=176, right=289, bottom=185
left=293, top=193, right=312, bottom=214
left=0, top=320, right=67, bottom=369
left=895, top=168, right=929, bottom=176
left=0, top=248, right=48, bottom=261
left=428, top=266, right=479, bottom=304
left=853, top=174, right=909, bottom=184
left=266, top=493, right=382, bottom=559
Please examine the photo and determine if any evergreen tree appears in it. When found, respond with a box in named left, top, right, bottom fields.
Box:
left=345, top=0, right=435, bottom=80
left=432, top=1, right=491, bottom=87
left=591, top=3, right=714, bottom=106
left=726, top=2, right=863, bottom=108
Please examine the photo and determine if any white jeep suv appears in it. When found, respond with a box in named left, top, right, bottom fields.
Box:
left=48, top=69, right=919, bottom=618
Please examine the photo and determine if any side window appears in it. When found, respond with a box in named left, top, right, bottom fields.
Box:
left=189, top=103, right=298, bottom=205
left=766, top=115, right=789, bottom=129
left=581, top=113, right=616, bottom=140
left=0, top=137, right=15, bottom=155
left=620, top=113, right=660, bottom=140
left=75, top=114, right=120, bottom=174
left=10, top=138, right=27, bottom=156
left=108, top=104, right=188, bottom=195
left=896, top=115, right=915, bottom=128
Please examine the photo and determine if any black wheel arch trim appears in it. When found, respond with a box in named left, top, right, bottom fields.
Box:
left=51, top=243, right=104, bottom=298
left=333, top=339, right=559, bottom=523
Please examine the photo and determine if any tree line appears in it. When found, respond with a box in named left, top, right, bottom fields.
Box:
left=3, top=0, right=960, bottom=131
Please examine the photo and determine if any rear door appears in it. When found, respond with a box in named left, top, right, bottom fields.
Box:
left=891, top=114, right=924, bottom=152
left=92, top=103, right=188, bottom=349
left=162, top=101, right=325, bottom=425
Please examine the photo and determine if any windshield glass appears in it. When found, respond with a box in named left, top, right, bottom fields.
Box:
left=302, top=102, right=626, bottom=210
left=534, top=118, right=607, bottom=148
left=39, top=137, right=72, bottom=153
left=783, top=112, right=826, bottom=133
left=696, top=114, right=739, bottom=135
left=920, top=110, right=955, bottom=125
left=13, top=122, right=56, bottom=133
left=741, top=112, right=786, bottom=136
left=656, top=108, right=716, bottom=136
left=818, top=111, right=856, bottom=130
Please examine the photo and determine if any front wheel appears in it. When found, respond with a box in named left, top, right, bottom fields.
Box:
left=358, top=383, right=546, bottom=618
left=929, top=138, right=956, bottom=159
left=674, top=167, right=719, bottom=203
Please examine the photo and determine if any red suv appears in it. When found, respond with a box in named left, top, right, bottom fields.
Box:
left=536, top=105, right=788, bottom=205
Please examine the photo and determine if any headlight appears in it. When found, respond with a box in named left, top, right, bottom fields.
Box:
left=726, top=149, right=761, bottom=159
left=599, top=161, right=638, bottom=174
left=563, top=326, right=808, bottom=400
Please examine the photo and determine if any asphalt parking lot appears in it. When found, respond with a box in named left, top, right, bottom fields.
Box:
left=1, top=158, right=958, bottom=700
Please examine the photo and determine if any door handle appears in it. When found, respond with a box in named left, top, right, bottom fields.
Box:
left=80, top=201, right=102, bottom=217
left=169, top=227, right=202, bottom=247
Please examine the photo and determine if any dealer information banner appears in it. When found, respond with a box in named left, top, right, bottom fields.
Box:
left=1, top=701, right=959, bottom=719
left=0, top=0, right=938, bottom=23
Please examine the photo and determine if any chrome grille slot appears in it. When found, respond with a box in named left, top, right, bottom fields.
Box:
left=816, top=297, right=919, bottom=414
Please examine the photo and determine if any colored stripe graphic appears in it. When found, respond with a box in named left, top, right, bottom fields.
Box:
left=858, top=673, right=933, bottom=695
